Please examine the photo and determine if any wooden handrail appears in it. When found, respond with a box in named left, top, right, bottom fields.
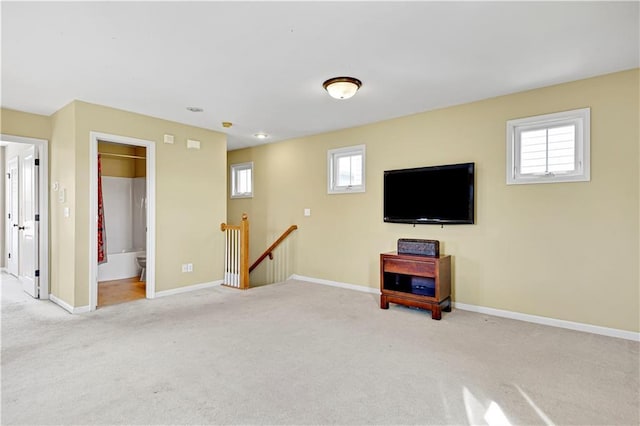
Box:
left=220, top=212, right=246, bottom=232
left=249, top=225, right=298, bottom=273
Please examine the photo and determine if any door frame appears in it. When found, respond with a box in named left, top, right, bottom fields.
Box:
left=18, top=145, right=39, bottom=297
left=6, top=155, right=19, bottom=277
left=89, top=131, right=156, bottom=311
left=1, top=134, right=49, bottom=299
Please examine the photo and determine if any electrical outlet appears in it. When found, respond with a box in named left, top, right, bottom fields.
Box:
left=181, top=264, right=188, bottom=272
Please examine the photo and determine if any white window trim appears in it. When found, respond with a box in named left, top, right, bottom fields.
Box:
left=230, top=162, right=254, bottom=199
left=327, top=144, right=366, bottom=194
left=506, top=108, right=590, bottom=185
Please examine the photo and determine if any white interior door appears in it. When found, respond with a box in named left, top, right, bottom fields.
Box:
left=7, top=157, right=19, bottom=276
left=19, top=146, right=39, bottom=298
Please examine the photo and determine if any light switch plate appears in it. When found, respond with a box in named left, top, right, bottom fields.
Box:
left=187, top=139, right=201, bottom=149
left=164, top=134, right=174, bottom=144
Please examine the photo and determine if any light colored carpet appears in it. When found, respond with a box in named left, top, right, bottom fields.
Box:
left=1, top=272, right=638, bottom=425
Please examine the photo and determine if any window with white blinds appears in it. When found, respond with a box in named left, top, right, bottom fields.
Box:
left=230, top=162, right=253, bottom=198
left=507, top=108, right=590, bottom=185
left=328, top=145, right=366, bottom=194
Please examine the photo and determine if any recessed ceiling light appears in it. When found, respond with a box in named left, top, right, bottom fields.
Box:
left=254, top=132, right=269, bottom=140
left=186, top=106, right=203, bottom=112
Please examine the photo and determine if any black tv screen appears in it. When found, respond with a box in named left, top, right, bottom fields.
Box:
left=384, top=162, right=475, bottom=224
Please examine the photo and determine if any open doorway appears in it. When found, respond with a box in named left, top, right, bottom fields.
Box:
left=1, top=134, right=49, bottom=300
left=89, top=132, right=155, bottom=310
left=96, top=141, right=147, bottom=307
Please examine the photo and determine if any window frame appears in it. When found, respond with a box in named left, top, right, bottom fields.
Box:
left=506, top=108, right=590, bottom=185
left=230, top=162, right=254, bottom=199
left=327, top=144, right=366, bottom=194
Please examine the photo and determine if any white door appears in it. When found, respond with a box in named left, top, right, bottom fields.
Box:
left=7, top=157, right=19, bottom=276
left=19, top=146, right=39, bottom=298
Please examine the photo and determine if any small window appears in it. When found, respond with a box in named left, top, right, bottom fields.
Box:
left=230, top=162, right=253, bottom=198
left=507, top=108, right=590, bottom=185
left=328, top=145, right=365, bottom=194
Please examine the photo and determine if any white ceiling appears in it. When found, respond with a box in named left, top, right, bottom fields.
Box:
left=2, top=2, right=638, bottom=151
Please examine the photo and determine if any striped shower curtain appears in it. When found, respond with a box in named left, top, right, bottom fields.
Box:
left=97, top=154, right=107, bottom=264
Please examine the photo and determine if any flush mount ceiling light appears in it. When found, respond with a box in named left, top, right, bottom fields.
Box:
left=322, top=76, right=362, bottom=100
left=186, top=106, right=204, bottom=112
left=254, top=132, right=269, bottom=140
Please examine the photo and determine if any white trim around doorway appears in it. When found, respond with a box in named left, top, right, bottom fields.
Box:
left=1, top=134, right=49, bottom=300
left=89, top=132, right=156, bottom=311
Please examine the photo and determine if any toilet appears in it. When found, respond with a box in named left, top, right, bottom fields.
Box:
left=136, top=254, right=146, bottom=281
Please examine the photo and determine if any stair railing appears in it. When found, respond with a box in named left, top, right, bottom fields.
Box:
left=220, top=213, right=298, bottom=289
left=249, top=225, right=298, bottom=273
left=220, top=213, right=249, bottom=289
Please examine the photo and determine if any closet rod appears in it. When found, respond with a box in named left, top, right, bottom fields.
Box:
left=100, top=152, right=146, bottom=160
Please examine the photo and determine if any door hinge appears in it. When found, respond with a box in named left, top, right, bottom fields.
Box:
left=6, top=173, right=10, bottom=179
left=35, top=159, right=40, bottom=166
left=7, top=213, right=10, bottom=220
left=8, top=253, right=11, bottom=259
left=35, top=214, right=40, bottom=222
left=35, top=270, right=40, bottom=277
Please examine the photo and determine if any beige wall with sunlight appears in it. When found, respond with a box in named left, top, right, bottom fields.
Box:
left=228, top=69, right=639, bottom=332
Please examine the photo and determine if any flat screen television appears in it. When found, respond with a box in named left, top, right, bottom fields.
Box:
left=384, top=162, right=475, bottom=224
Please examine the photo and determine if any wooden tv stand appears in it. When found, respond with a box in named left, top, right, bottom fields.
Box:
left=380, top=252, right=451, bottom=320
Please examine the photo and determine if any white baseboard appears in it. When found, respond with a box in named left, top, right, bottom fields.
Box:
left=154, top=280, right=223, bottom=298
left=49, top=281, right=223, bottom=312
left=289, top=274, right=379, bottom=294
left=291, top=274, right=639, bottom=342
left=49, top=294, right=91, bottom=314
left=453, top=302, right=640, bottom=342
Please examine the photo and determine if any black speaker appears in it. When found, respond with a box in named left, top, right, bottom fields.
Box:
left=397, top=239, right=440, bottom=257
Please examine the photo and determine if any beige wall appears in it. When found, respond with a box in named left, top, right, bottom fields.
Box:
left=98, top=142, right=138, bottom=178
left=2, top=104, right=227, bottom=307
left=72, top=101, right=227, bottom=304
left=50, top=102, right=77, bottom=304
left=228, top=69, right=639, bottom=332
left=1, top=108, right=51, bottom=141
left=134, top=147, right=146, bottom=178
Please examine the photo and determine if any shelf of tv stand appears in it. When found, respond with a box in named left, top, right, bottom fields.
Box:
left=380, top=252, right=451, bottom=320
